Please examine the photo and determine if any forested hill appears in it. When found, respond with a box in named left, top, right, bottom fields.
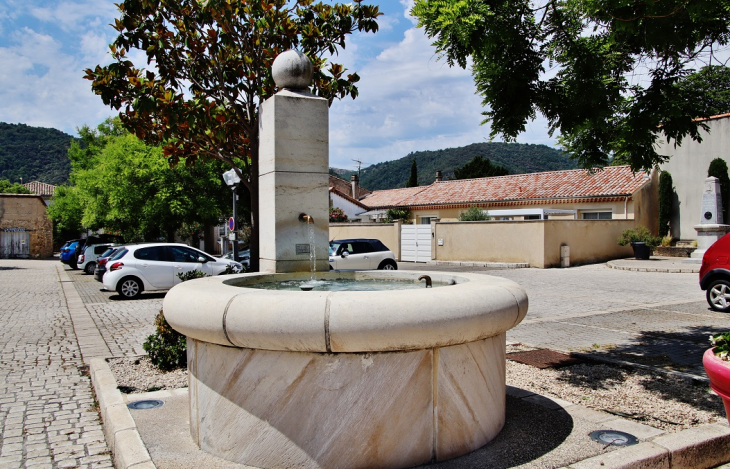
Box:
left=332, top=142, right=576, bottom=191
left=0, top=123, right=74, bottom=185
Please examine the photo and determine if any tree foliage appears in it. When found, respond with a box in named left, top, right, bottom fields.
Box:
left=50, top=119, right=230, bottom=243
left=85, top=0, right=380, bottom=270
left=453, top=156, right=509, bottom=180
left=334, top=142, right=573, bottom=190
left=658, top=171, right=674, bottom=238
left=412, top=0, right=730, bottom=172
left=0, top=179, right=32, bottom=194
left=708, top=158, right=730, bottom=224
left=676, top=65, right=730, bottom=118
left=407, top=159, right=418, bottom=187
left=46, top=184, right=84, bottom=245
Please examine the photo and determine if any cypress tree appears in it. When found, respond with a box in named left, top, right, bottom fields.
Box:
left=407, top=159, right=418, bottom=187
left=708, top=158, right=730, bottom=223
left=658, top=171, right=673, bottom=238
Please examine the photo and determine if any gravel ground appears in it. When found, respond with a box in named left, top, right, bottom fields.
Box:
left=109, top=345, right=726, bottom=433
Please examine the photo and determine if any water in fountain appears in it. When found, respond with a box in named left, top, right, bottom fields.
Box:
left=242, top=278, right=445, bottom=291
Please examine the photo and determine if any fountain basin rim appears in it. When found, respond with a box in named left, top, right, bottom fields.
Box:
left=163, top=271, right=528, bottom=353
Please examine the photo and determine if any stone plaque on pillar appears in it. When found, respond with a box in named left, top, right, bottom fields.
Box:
left=691, top=177, right=730, bottom=260
left=700, top=177, right=723, bottom=225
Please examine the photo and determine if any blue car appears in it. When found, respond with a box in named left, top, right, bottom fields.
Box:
left=60, top=240, right=84, bottom=269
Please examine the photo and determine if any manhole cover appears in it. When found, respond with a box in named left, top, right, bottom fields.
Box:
left=127, top=399, right=164, bottom=410
left=507, top=349, right=583, bottom=369
left=589, top=430, right=638, bottom=447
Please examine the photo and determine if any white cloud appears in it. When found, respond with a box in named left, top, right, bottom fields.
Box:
left=30, top=1, right=117, bottom=33
left=0, top=27, right=115, bottom=134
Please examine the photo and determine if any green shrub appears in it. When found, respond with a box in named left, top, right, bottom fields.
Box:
left=386, top=208, right=411, bottom=223
left=143, top=310, right=187, bottom=371
left=617, top=226, right=662, bottom=250
left=710, top=332, right=730, bottom=361
left=458, top=206, right=491, bottom=221
left=142, top=269, right=208, bottom=370
left=329, top=206, right=348, bottom=222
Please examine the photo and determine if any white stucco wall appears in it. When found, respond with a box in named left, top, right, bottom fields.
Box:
left=658, top=115, right=730, bottom=239
left=330, top=192, right=366, bottom=220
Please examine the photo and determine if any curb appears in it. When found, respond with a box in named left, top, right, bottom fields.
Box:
left=426, top=260, right=530, bottom=269
left=89, top=357, right=156, bottom=469
left=91, top=359, right=730, bottom=469
left=606, top=259, right=700, bottom=273
left=506, top=387, right=730, bottom=469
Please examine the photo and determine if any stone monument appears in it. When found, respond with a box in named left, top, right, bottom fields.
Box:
left=692, top=176, right=730, bottom=259
left=258, top=49, right=329, bottom=273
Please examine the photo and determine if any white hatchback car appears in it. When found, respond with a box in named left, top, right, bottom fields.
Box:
left=103, top=243, right=243, bottom=299
left=328, top=238, right=397, bottom=270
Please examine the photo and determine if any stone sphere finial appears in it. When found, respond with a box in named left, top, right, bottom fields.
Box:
left=272, top=50, right=313, bottom=90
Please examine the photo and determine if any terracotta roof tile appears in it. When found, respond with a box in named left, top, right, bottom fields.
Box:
left=23, top=181, right=56, bottom=196
left=328, top=175, right=371, bottom=198
left=361, top=166, right=649, bottom=208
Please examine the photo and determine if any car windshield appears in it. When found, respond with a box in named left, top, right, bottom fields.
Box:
left=329, top=242, right=340, bottom=255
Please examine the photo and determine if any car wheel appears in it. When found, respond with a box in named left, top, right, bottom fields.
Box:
left=707, top=279, right=730, bottom=312
left=378, top=260, right=397, bottom=270
left=84, top=262, right=96, bottom=275
left=117, top=277, right=143, bottom=299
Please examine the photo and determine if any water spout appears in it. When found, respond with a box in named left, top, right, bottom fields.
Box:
left=419, top=275, right=432, bottom=288
left=299, top=213, right=314, bottom=224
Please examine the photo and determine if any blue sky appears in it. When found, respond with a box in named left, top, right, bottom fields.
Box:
left=0, top=0, right=556, bottom=171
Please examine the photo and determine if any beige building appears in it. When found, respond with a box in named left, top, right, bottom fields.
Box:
left=0, top=194, right=54, bottom=259
left=358, top=165, right=658, bottom=230
left=331, top=166, right=658, bottom=267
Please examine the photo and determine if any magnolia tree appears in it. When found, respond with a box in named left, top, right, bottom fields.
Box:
left=413, top=0, right=730, bottom=171
left=86, top=0, right=380, bottom=270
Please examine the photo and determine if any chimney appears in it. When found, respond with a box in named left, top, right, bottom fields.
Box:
left=351, top=174, right=359, bottom=199
left=435, top=170, right=442, bottom=182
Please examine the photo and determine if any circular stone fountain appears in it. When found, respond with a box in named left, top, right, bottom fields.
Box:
left=163, top=270, right=527, bottom=468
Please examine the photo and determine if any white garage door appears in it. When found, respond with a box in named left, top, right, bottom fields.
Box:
left=400, top=225, right=432, bottom=262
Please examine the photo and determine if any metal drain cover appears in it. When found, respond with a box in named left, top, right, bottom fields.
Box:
left=589, top=430, right=638, bottom=447
left=127, top=399, right=164, bottom=410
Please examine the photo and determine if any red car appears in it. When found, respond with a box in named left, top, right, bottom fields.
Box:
left=700, top=233, right=730, bottom=312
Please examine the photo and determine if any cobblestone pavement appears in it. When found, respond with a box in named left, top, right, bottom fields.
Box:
left=400, top=262, right=730, bottom=377
left=66, top=270, right=162, bottom=357
left=0, top=259, right=112, bottom=469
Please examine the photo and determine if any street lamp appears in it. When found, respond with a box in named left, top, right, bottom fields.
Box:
left=222, top=168, right=241, bottom=262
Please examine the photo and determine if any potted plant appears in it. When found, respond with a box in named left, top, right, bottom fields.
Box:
left=617, top=226, right=661, bottom=260
left=703, top=332, right=730, bottom=424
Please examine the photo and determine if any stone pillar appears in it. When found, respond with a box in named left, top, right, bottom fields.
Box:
left=691, top=177, right=730, bottom=260
left=258, top=50, right=330, bottom=273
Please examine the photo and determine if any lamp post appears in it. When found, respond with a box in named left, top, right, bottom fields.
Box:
left=222, top=168, right=241, bottom=262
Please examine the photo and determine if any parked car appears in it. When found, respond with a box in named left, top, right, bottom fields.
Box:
left=700, top=233, right=730, bottom=312
left=103, top=243, right=243, bottom=299
left=329, top=238, right=397, bottom=270
left=78, top=243, right=117, bottom=275
left=60, top=240, right=84, bottom=269
left=220, top=249, right=251, bottom=269
left=94, top=247, right=125, bottom=282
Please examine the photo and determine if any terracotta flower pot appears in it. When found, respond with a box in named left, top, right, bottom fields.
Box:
left=703, top=348, right=730, bottom=424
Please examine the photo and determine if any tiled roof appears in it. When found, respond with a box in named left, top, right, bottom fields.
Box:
left=329, top=187, right=370, bottom=210
left=328, top=175, right=371, bottom=199
left=23, top=181, right=56, bottom=197
left=360, top=166, right=649, bottom=209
